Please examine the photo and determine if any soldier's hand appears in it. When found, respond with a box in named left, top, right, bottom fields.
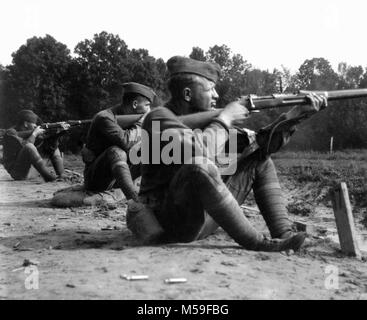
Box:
left=218, top=101, right=250, bottom=127
left=60, top=123, right=71, bottom=130
left=286, top=91, right=328, bottom=120
left=32, top=126, right=46, bottom=137
left=301, top=91, right=328, bottom=111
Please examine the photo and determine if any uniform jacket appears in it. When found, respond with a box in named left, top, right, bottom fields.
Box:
left=85, top=108, right=143, bottom=161
left=139, top=104, right=229, bottom=199
left=2, top=127, right=35, bottom=172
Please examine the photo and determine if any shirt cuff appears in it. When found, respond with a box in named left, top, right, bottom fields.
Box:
left=210, top=117, right=230, bottom=132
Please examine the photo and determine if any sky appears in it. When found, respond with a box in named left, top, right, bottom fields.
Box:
left=1, top=0, right=367, bottom=72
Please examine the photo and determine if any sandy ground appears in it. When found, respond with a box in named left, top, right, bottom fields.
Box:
left=0, top=155, right=366, bottom=300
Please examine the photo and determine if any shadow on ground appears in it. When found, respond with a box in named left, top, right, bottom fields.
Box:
left=0, top=228, right=138, bottom=251
left=0, top=199, right=52, bottom=208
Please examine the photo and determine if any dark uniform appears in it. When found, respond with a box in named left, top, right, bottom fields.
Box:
left=83, top=108, right=143, bottom=191
left=128, top=56, right=323, bottom=252
left=82, top=82, right=156, bottom=201
left=139, top=104, right=292, bottom=244
left=2, top=110, right=63, bottom=181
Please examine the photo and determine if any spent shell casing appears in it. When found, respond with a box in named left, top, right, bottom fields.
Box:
left=121, top=274, right=149, bottom=281
left=164, top=278, right=187, bottom=284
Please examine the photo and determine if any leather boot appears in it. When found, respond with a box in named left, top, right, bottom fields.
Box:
left=126, top=199, right=164, bottom=244
left=255, top=232, right=306, bottom=252
left=112, top=164, right=139, bottom=202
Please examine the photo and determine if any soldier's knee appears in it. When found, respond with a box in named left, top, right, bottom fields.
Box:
left=106, top=146, right=128, bottom=163
left=51, top=148, right=62, bottom=158
left=23, top=143, right=39, bottom=155
left=184, top=157, right=220, bottom=180
left=256, top=156, right=276, bottom=175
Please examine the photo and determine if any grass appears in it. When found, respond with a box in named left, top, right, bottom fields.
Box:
left=273, top=149, right=367, bottom=209
left=272, top=149, right=367, bottom=161
left=61, top=150, right=367, bottom=213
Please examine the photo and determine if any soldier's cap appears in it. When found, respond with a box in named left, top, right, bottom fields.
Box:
left=17, top=109, right=39, bottom=124
left=167, top=56, right=221, bottom=83
left=122, top=82, right=156, bottom=103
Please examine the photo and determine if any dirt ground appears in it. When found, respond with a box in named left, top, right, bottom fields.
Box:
left=0, top=155, right=366, bottom=300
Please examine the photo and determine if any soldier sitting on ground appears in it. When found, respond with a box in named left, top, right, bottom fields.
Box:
left=127, top=56, right=327, bottom=252
left=82, top=82, right=155, bottom=202
left=2, top=109, right=65, bottom=182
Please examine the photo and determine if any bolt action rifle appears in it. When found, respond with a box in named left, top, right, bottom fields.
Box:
left=117, top=89, right=367, bottom=129
left=234, top=88, right=367, bottom=158
left=171, top=88, right=367, bottom=132
left=239, top=88, right=367, bottom=113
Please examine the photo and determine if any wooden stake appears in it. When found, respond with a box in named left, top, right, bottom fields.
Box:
left=330, top=136, right=334, bottom=154
left=331, top=182, right=361, bottom=259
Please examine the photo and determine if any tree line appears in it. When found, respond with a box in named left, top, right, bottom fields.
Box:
left=1, top=31, right=367, bottom=151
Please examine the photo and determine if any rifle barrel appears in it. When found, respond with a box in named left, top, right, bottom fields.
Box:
left=42, top=119, right=92, bottom=129
left=316, top=89, right=367, bottom=101
left=251, top=88, right=367, bottom=111
left=67, top=119, right=92, bottom=126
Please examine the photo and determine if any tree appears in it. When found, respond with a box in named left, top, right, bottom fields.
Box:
left=154, top=57, right=169, bottom=104
left=206, top=44, right=233, bottom=74
left=0, top=65, right=9, bottom=127
left=71, top=31, right=167, bottom=118
left=285, top=58, right=367, bottom=150
left=72, top=31, right=132, bottom=117
left=359, top=68, right=367, bottom=89
left=0, top=64, right=5, bottom=77
left=296, top=58, right=339, bottom=90
left=129, top=49, right=166, bottom=95
left=204, top=44, right=252, bottom=107
left=4, top=35, right=72, bottom=125
left=276, top=65, right=298, bottom=93
left=337, top=62, right=364, bottom=89
left=189, top=47, right=206, bottom=61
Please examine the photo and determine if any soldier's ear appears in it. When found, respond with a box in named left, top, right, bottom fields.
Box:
left=132, top=100, right=138, bottom=109
left=183, top=87, right=192, bottom=102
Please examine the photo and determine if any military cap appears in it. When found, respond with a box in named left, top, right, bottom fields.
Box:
left=167, top=56, right=221, bottom=83
left=122, top=82, right=156, bottom=103
left=17, top=109, right=39, bottom=124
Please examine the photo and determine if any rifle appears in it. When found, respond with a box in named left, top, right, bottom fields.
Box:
left=0, top=120, right=91, bottom=146
left=116, top=89, right=367, bottom=129
left=0, top=111, right=224, bottom=146
left=236, top=88, right=367, bottom=155
left=131, top=88, right=367, bottom=130
left=2, top=89, right=366, bottom=144
left=239, top=89, right=367, bottom=111
left=36, top=111, right=223, bottom=134
left=41, top=120, right=91, bottom=138
left=41, top=120, right=92, bottom=130
left=0, top=116, right=147, bottom=145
